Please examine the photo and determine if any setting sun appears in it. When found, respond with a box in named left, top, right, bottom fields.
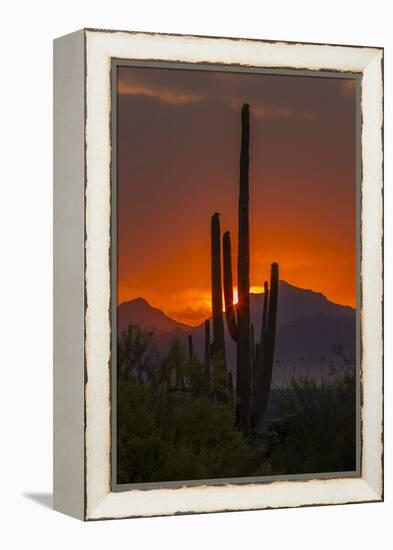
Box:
left=251, top=286, right=265, bottom=294
left=222, top=285, right=264, bottom=312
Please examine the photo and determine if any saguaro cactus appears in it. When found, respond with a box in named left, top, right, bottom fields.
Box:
left=222, top=104, right=279, bottom=434
left=222, top=104, right=252, bottom=436
left=237, top=105, right=252, bottom=435
left=211, top=213, right=226, bottom=366
left=252, top=265, right=279, bottom=429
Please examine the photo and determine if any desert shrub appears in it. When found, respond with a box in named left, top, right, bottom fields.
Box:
left=267, top=353, right=357, bottom=475
left=116, top=324, right=270, bottom=484
left=117, top=324, right=357, bottom=482
left=117, top=379, right=269, bottom=483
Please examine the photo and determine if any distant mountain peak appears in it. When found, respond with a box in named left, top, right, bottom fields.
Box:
left=120, top=296, right=162, bottom=311
left=117, top=283, right=356, bottom=383
left=127, top=296, right=149, bottom=306
left=279, top=279, right=324, bottom=294
left=251, top=280, right=335, bottom=304
left=249, top=281, right=354, bottom=333
left=118, top=282, right=355, bottom=339
left=117, top=297, right=191, bottom=335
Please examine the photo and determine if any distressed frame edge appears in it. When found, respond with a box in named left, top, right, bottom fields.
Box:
left=83, top=29, right=383, bottom=521
left=53, top=29, right=86, bottom=521
left=83, top=26, right=384, bottom=53
left=88, top=479, right=381, bottom=521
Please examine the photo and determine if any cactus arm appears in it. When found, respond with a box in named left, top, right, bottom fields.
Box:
left=253, top=264, right=279, bottom=429
left=211, top=213, right=226, bottom=363
left=223, top=231, right=238, bottom=341
left=261, top=263, right=279, bottom=399
left=188, top=334, right=194, bottom=362
left=252, top=280, right=268, bottom=425
left=259, top=281, right=269, bottom=361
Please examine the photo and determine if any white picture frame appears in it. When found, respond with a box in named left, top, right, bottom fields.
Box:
left=53, top=28, right=383, bottom=521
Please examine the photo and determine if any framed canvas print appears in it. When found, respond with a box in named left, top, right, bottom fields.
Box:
left=53, top=29, right=383, bottom=520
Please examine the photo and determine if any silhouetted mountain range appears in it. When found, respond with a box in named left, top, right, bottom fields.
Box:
left=117, top=281, right=356, bottom=384
left=118, top=297, right=189, bottom=334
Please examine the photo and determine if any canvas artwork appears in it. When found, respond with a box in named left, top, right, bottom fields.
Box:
left=113, top=63, right=359, bottom=487
left=53, top=29, right=383, bottom=520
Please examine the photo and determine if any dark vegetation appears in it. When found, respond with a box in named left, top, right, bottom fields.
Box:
left=117, top=324, right=356, bottom=484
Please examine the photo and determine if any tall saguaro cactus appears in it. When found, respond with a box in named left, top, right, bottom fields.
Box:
left=222, top=105, right=252, bottom=436
left=237, top=105, right=252, bottom=435
left=211, top=213, right=226, bottom=366
left=221, top=104, right=279, bottom=435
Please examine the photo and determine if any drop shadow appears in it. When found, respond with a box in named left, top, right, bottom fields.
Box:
left=23, top=492, right=53, bottom=509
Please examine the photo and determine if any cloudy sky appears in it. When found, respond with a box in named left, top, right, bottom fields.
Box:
left=116, top=65, right=357, bottom=326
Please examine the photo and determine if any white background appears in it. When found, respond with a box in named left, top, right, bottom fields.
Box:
left=0, top=1, right=391, bottom=548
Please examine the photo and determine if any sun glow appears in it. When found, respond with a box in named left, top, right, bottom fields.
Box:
left=233, top=286, right=265, bottom=304
left=250, top=285, right=265, bottom=294
left=232, top=285, right=266, bottom=305
left=222, top=285, right=266, bottom=312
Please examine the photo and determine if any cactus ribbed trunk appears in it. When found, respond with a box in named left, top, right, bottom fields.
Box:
left=223, top=230, right=241, bottom=416
left=211, top=213, right=226, bottom=365
left=257, top=281, right=269, bottom=370
left=251, top=322, right=256, bottom=396
left=237, top=104, right=251, bottom=436
left=253, top=264, right=279, bottom=428
left=260, top=281, right=269, bottom=353
left=204, top=319, right=211, bottom=385
left=223, top=231, right=238, bottom=341
left=221, top=104, right=279, bottom=432
left=252, top=280, right=268, bottom=426
left=188, top=334, right=194, bottom=362
left=261, top=264, right=279, bottom=407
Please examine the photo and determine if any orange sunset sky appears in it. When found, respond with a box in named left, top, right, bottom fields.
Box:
left=117, top=66, right=357, bottom=326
